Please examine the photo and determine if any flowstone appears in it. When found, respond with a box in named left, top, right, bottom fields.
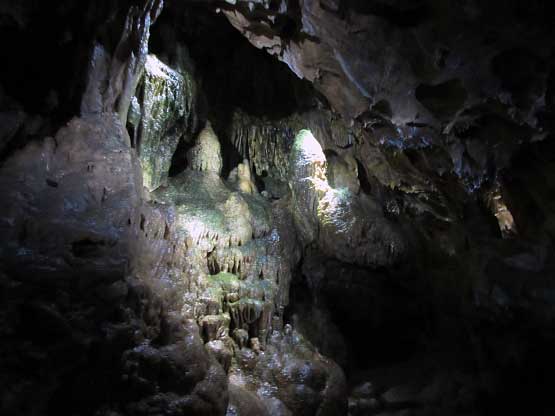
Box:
left=149, top=126, right=287, bottom=338
left=138, top=121, right=347, bottom=414
left=153, top=170, right=264, bottom=250
left=228, top=327, right=347, bottom=416
left=129, top=53, right=196, bottom=191
left=326, top=152, right=360, bottom=194
left=288, top=129, right=406, bottom=267
left=0, top=114, right=142, bottom=278
left=228, top=159, right=258, bottom=195
left=229, top=109, right=354, bottom=200
left=188, top=121, right=223, bottom=174
left=0, top=112, right=230, bottom=415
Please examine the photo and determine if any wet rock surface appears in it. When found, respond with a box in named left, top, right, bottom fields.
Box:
left=2, top=0, right=555, bottom=415
left=129, top=52, right=196, bottom=191
left=228, top=327, right=347, bottom=416
left=0, top=113, right=143, bottom=278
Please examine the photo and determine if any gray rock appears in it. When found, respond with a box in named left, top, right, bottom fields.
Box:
left=0, top=114, right=142, bottom=279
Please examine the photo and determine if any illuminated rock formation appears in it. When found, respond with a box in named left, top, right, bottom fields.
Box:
left=228, top=159, right=258, bottom=195
left=128, top=53, right=196, bottom=191
left=188, top=121, right=223, bottom=174
left=2, top=1, right=555, bottom=415
left=288, top=129, right=406, bottom=267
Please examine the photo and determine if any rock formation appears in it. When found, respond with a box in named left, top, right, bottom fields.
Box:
left=2, top=0, right=555, bottom=415
left=188, top=121, right=223, bottom=174
left=129, top=52, right=196, bottom=191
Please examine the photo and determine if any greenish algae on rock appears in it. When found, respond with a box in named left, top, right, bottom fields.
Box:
left=129, top=54, right=196, bottom=191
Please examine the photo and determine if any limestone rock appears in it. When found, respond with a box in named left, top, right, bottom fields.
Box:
left=229, top=159, right=258, bottom=194
left=204, top=271, right=275, bottom=345
left=81, top=0, right=163, bottom=121
left=233, top=328, right=249, bottom=349
left=288, top=129, right=406, bottom=267
left=222, top=0, right=552, bottom=132
left=0, top=114, right=142, bottom=278
left=147, top=159, right=292, bottom=347
left=152, top=171, right=257, bottom=251
left=326, top=153, right=360, bottom=194
left=229, top=109, right=355, bottom=199
left=206, top=339, right=233, bottom=373
left=188, top=121, right=223, bottom=174
left=122, top=319, right=229, bottom=415
left=227, top=383, right=270, bottom=416
left=229, top=327, right=348, bottom=416
left=201, top=313, right=231, bottom=342
left=129, top=53, right=196, bottom=191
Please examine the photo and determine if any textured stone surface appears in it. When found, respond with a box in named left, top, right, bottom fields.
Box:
left=3, top=0, right=555, bottom=415
left=0, top=113, right=229, bottom=416
left=221, top=0, right=554, bottom=130
left=229, top=327, right=347, bottom=416
left=188, top=122, right=224, bottom=174
left=129, top=53, right=196, bottom=191
left=0, top=114, right=142, bottom=278
left=81, top=0, right=164, bottom=123
left=228, top=159, right=258, bottom=195
left=288, top=129, right=406, bottom=266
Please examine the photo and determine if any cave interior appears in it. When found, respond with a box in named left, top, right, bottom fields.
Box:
left=2, top=0, right=555, bottom=415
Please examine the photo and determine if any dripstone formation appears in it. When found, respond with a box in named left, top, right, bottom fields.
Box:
left=1, top=1, right=555, bottom=415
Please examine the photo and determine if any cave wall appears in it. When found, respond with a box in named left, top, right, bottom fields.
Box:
left=1, top=1, right=555, bottom=416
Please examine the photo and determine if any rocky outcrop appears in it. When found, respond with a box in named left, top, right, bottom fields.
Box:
left=229, top=109, right=353, bottom=188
